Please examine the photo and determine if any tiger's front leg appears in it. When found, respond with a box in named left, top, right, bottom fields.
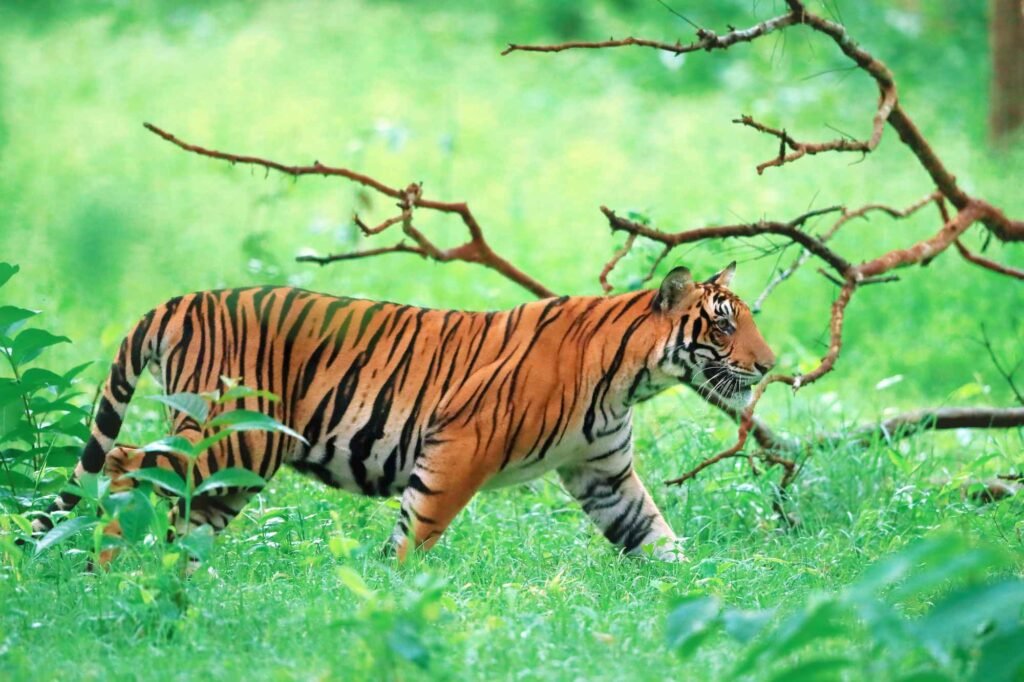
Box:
left=558, top=444, right=684, bottom=562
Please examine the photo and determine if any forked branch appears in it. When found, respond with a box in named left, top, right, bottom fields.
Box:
left=143, top=123, right=555, bottom=299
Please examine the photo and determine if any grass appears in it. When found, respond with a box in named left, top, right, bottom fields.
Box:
left=1, top=1, right=1023, bottom=680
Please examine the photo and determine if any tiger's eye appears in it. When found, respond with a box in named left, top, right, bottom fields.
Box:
left=715, top=318, right=733, bottom=334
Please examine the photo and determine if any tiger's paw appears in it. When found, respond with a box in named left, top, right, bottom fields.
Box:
left=647, top=536, right=688, bottom=563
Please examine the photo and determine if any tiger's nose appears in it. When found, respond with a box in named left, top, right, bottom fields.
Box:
left=754, top=359, right=774, bottom=375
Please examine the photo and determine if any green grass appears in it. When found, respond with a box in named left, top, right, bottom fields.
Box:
left=1, top=1, right=1023, bottom=680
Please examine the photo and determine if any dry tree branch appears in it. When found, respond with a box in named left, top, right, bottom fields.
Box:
left=955, top=240, right=1024, bottom=280
left=501, top=12, right=799, bottom=56
left=752, top=191, right=944, bottom=312
left=143, top=123, right=555, bottom=299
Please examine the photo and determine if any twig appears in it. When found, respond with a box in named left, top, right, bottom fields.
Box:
left=979, top=326, right=1024, bottom=407
left=143, top=123, right=556, bottom=299
left=501, top=11, right=798, bottom=56
left=955, top=240, right=1024, bottom=280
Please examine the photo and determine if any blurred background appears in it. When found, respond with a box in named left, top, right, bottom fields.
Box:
left=0, top=0, right=1021, bottom=443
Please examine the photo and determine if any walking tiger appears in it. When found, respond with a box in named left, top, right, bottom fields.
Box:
left=34, top=262, right=775, bottom=562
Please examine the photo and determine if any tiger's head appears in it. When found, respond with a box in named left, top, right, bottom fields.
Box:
left=649, top=262, right=775, bottom=407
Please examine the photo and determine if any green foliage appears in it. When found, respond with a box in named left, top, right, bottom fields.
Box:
left=666, top=533, right=1024, bottom=680
left=0, top=263, right=90, bottom=514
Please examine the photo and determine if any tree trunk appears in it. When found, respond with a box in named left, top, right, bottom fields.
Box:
left=990, top=0, right=1024, bottom=141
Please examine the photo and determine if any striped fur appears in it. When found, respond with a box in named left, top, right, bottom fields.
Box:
left=34, top=264, right=774, bottom=562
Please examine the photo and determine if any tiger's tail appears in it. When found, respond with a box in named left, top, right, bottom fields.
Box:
left=31, top=310, right=159, bottom=535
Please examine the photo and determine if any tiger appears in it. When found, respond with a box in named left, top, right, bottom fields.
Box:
left=32, top=262, right=774, bottom=562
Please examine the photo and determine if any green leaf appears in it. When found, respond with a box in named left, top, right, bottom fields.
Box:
left=973, top=626, right=1024, bottom=682
left=0, top=470, right=36, bottom=490
left=105, top=489, right=156, bottom=543
left=33, top=515, right=98, bottom=555
left=149, top=392, right=209, bottom=424
left=851, top=534, right=1008, bottom=603
left=122, top=468, right=188, bottom=498
left=0, top=379, right=23, bottom=407
left=191, top=429, right=235, bottom=456
left=387, top=621, right=430, bottom=669
left=916, top=579, right=1024, bottom=651
left=337, top=565, right=374, bottom=599
left=177, top=524, right=214, bottom=561
left=734, top=596, right=848, bottom=677
left=896, top=672, right=955, bottom=682
left=25, top=445, right=80, bottom=468
left=722, top=607, right=775, bottom=644
left=0, top=306, right=38, bottom=339
left=207, top=409, right=307, bottom=444
left=767, top=657, right=853, bottom=682
left=142, top=435, right=196, bottom=458
left=193, top=468, right=265, bottom=497
left=78, top=472, right=110, bottom=502
left=10, top=328, right=70, bottom=366
left=0, top=263, right=18, bottom=289
left=61, top=361, right=92, bottom=383
left=218, top=385, right=280, bottom=404
left=666, top=594, right=721, bottom=659
left=18, top=367, right=67, bottom=393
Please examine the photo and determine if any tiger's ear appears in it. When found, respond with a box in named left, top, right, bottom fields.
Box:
left=654, top=266, right=694, bottom=311
left=704, top=261, right=737, bottom=287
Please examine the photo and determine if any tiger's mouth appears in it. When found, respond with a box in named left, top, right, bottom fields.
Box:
left=702, top=363, right=757, bottom=405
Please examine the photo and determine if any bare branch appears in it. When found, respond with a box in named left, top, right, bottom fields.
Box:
left=501, top=11, right=798, bottom=56
left=296, top=241, right=426, bottom=265
left=144, top=123, right=556, bottom=299
left=955, top=240, right=1024, bottom=280
left=600, top=205, right=851, bottom=280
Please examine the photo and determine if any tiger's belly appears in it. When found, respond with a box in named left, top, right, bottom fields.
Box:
left=293, top=436, right=415, bottom=497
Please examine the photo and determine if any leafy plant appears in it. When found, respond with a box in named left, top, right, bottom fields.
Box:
left=666, top=533, right=1024, bottom=681
left=32, top=378, right=306, bottom=571
left=0, top=262, right=91, bottom=512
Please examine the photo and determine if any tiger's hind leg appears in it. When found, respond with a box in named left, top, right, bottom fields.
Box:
left=100, top=429, right=269, bottom=567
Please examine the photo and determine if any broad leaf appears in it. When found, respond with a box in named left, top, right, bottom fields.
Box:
left=387, top=621, right=430, bottom=669
left=122, top=468, right=188, bottom=498
left=734, top=596, right=848, bottom=677
left=207, top=409, right=307, bottom=443
left=142, top=435, right=196, bottom=458
left=0, top=263, right=18, bottom=289
left=0, top=470, right=36, bottom=491
left=0, top=306, right=38, bottom=339
left=177, top=524, right=215, bottom=561
left=666, top=594, right=722, bottom=659
left=193, top=468, right=265, bottom=497
left=18, top=367, right=67, bottom=394
left=105, top=490, right=156, bottom=543
left=218, top=385, right=280, bottom=404
left=767, top=657, right=854, bottom=682
left=34, top=515, right=98, bottom=555
left=149, top=392, right=209, bottom=424
left=61, top=361, right=92, bottom=383
left=916, top=579, right=1024, bottom=651
left=337, top=565, right=374, bottom=599
left=973, top=626, right=1024, bottom=682
left=77, top=472, right=111, bottom=502
left=10, top=328, right=71, bottom=366
left=722, top=607, right=775, bottom=644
